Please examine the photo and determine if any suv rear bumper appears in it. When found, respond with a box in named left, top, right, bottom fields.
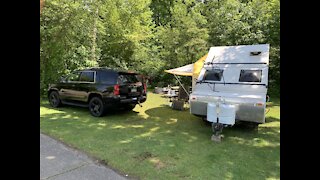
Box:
left=120, top=96, right=146, bottom=103
left=103, top=95, right=146, bottom=105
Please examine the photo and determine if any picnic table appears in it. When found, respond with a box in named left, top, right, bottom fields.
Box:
left=163, top=88, right=179, bottom=101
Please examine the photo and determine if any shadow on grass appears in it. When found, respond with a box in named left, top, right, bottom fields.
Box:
left=41, top=101, right=280, bottom=179
left=265, top=117, right=280, bottom=123
left=41, top=102, right=279, bottom=146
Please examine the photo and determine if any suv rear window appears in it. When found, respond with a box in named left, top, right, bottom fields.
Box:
left=118, top=74, right=139, bottom=84
left=203, top=69, right=223, bottom=81
left=239, top=70, right=262, bottom=82
left=97, top=71, right=118, bottom=84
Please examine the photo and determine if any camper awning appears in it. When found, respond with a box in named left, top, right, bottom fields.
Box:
left=164, top=54, right=208, bottom=91
left=164, top=54, right=208, bottom=77
left=164, top=63, right=194, bottom=76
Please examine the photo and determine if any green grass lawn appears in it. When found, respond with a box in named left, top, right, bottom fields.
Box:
left=40, top=93, right=280, bottom=180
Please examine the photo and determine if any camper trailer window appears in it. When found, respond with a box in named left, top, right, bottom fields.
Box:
left=239, top=70, right=262, bottom=82
left=203, top=69, right=223, bottom=81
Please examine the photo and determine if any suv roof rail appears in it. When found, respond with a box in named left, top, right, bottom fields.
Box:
left=73, top=67, right=140, bottom=74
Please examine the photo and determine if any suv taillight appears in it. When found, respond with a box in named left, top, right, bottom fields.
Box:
left=113, top=84, right=120, bottom=95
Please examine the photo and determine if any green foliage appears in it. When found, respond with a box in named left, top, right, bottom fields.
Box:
left=40, top=0, right=100, bottom=94
left=152, top=0, right=209, bottom=85
left=40, top=0, right=280, bottom=95
left=204, top=0, right=280, bottom=88
left=97, top=0, right=155, bottom=71
left=150, top=0, right=174, bottom=26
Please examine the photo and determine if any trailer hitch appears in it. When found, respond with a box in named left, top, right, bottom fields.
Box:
left=211, top=122, right=224, bottom=142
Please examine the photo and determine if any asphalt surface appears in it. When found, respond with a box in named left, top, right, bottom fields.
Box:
left=40, top=133, right=127, bottom=180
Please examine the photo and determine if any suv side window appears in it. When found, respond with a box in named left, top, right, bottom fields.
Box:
left=79, top=71, right=95, bottom=82
left=66, top=72, right=80, bottom=82
left=239, top=70, right=262, bottom=82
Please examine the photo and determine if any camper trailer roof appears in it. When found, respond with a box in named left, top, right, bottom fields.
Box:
left=204, top=44, right=269, bottom=65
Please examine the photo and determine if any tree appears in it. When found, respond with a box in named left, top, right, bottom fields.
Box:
left=153, top=0, right=209, bottom=85
left=40, top=0, right=44, bottom=13
left=40, top=0, right=279, bottom=94
left=203, top=0, right=280, bottom=89
left=149, top=0, right=174, bottom=26
left=40, top=0, right=100, bottom=94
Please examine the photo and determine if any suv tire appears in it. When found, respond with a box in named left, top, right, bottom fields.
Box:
left=89, top=97, right=106, bottom=117
left=49, top=91, right=62, bottom=108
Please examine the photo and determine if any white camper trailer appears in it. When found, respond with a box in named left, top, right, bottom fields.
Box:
left=189, top=44, right=270, bottom=140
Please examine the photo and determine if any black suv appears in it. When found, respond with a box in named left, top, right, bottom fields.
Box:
left=48, top=67, right=147, bottom=117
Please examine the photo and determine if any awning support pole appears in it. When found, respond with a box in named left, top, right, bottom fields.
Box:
left=174, top=74, right=190, bottom=96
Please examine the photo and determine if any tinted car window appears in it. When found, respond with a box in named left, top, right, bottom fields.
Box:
left=79, top=71, right=95, bottom=82
left=97, top=71, right=118, bottom=84
left=136, top=74, right=145, bottom=83
left=66, top=72, right=80, bottom=82
left=203, top=69, right=223, bottom=81
left=118, top=74, right=139, bottom=84
left=239, top=70, right=262, bottom=82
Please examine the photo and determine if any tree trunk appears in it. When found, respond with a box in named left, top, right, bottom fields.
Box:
left=91, top=8, right=98, bottom=64
left=40, top=0, right=44, bottom=14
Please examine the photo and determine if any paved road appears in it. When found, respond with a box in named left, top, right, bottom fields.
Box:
left=40, top=133, right=127, bottom=180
